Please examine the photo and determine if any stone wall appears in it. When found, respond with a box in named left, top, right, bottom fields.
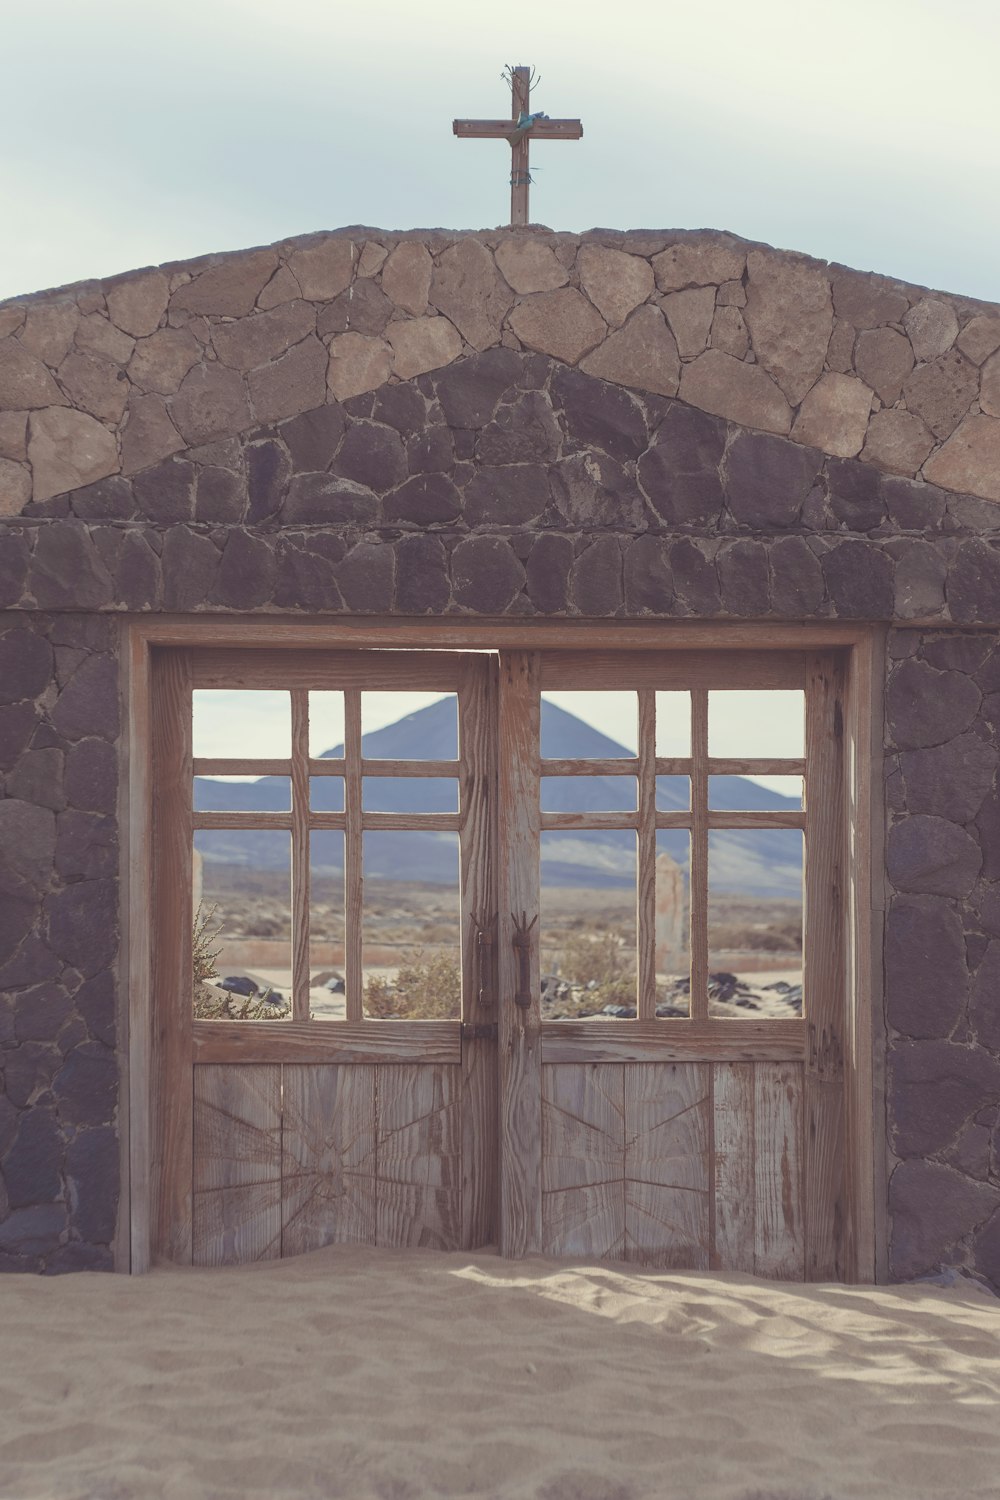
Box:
left=2, top=227, right=1000, bottom=522
left=3, top=226, right=1000, bottom=1280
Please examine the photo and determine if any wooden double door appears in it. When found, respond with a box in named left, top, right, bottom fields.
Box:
left=148, top=643, right=861, bottom=1279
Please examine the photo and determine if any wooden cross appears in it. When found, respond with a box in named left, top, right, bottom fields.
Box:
left=453, top=65, right=583, bottom=227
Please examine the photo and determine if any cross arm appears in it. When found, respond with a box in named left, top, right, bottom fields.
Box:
left=453, top=119, right=583, bottom=141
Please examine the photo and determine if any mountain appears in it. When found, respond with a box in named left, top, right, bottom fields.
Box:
left=194, top=698, right=803, bottom=896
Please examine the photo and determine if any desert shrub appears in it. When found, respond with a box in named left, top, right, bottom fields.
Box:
left=557, top=929, right=636, bottom=1010
left=193, top=902, right=223, bottom=985
left=708, top=920, right=801, bottom=953
left=363, top=951, right=461, bottom=1019
left=193, top=982, right=290, bottom=1020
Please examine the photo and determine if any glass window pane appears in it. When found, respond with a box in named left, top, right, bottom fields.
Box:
left=541, top=692, right=637, bottom=758
left=309, top=690, right=345, bottom=758
left=310, top=776, right=345, bottom=812
left=193, top=830, right=291, bottom=1019
left=363, top=778, right=458, bottom=813
left=362, top=832, right=461, bottom=1019
left=655, top=691, right=690, bottom=757
left=655, top=832, right=690, bottom=1018
left=540, top=830, right=636, bottom=1020
left=708, top=690, right=805, bottom=758
left=310, top=833, right=345, bottom=1020
left=192, top=690, right=290, bottom=759
left=540, top=776, right=637, bottom=814
left=655, top=776, right=690, bottom=812
left=195, top=775, right=291, bottom=812
left=708, top=829, right=803, bottom=1019
left=708, top=776, right=803, bottom=811
left=361, top=693, right=457, bottom=759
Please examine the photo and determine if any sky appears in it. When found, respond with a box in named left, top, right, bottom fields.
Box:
left=3, top=0, right=999, bottom=304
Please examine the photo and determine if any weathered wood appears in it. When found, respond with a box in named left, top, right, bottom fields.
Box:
left=690, top=689, right=709, bottom=1023
left=193, top=758, right=292, bottom=776
left=541, top=1064, right=625, bottom=1259
left=291, top=690, right=310, bottom=1022
left=452, top=118, right=583, bottom=140
left=540, top=811, right=637, bottom=830
left=126, top=626, right=152, bottom=1273
left=497, top=651, right=542, bottom=1256
left=192, top=810, right=293, bottom=830
left=282, top=1065, right=377, bottom=1253
left=539, top=650, right=807, bottom=691
left=151, top=648, right=194, bottom=1263
left=713, top=1062, right=755, bottom=1272
left=360, top=759, right=461, bottom=777
left=376, top=1064, right=463, bottom=1249
left=803, top=652, right=847, bottom=1281
left=192, top=1065, right=282, bottom=1266
left=191, top=648, right=469, bottom=690
left=637, top=691, right=656, bottom=1022
left=706, top=810, right=806, bottom=830
left=707, top=758, right=805, bottom=777
left=754, top=1062, right=805, bottom=1279
left=345, top=688, right=363, bottom=1023
left=625, top=1063, right=710, bottom=1268
left=193, top=1019, right=461, bottom=1065
left=459, top=655, right=499, bottom=1248
left=361, top=811, right=462, bottom=831
left=541, top=1020, right=805, bottom=1064
left=541, top=757, right=639, bottom=776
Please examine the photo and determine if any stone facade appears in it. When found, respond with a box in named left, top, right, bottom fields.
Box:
left=2, top=226, right=1000, bottom=1282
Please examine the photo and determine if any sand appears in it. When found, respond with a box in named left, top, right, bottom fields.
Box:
left=2, top=1250, right=999, bottom=1500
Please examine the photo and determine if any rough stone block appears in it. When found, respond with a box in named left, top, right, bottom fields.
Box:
left=172, top=249, right=279, bottom=318
left=256, top=263, right=302, bottom=311
left=160, top=527, right=220, bottom=612
left=171, top=363, right=251, bottom=447
left=830, top=271, right=908, bottom=329
left=45, top=879, right=118, bottom=977
left=335, top=540, right=394, bottom=613
left=903, top=351, right=979, bottom=441
left=886, top=814, right=982, bottom=897
left=570, top=536, right=623, bottom=615
left=451, top=536, right=524, bottom=613
left=709, top=305, right=750, bottom=360
left=386, top=316, right=463, bottom=380
left=381, top=242, right=433, bottom=317
left=0, top=798, right=56, bottom=900
left=904, top=297, right=959, bottom=362
left=551, top=366, right=648, bottom=462
left=395, top=533, right=450, bottom=614
left=717, top=539, right=769, bottom=616
left=508, top=287, right=606, bottom=366
left=286, top=239, right=355, bottom=301
left=769, top=535, right=825, bottom=616
left=495, top=238, right=568, bottom=295
left=977, top=350, right=1000, bottom=419
left=900, top=733, right=997, bottom=823
left=890, top=1159, right=1000, bottom=1278
left=211, top=301, right=316, bottom=372
left=577, top=246, right=653, bottom=329
left=885, top=896, right=970, bottom=1039
left=30, top=522, right=113, bottom=610
left=3, top=1108, right=63, bottom=1209
left=526, top=532, right=573, bottom=614
left=120, top=393, right=184, bottom=475
left=947, top=538, right=1000, bottom=625
left=791, top=372, right=872, bottom=458
left=69, top=474, right=135, bottom=520
left=890, top=540, right=947, bottom=620
left=383, top=473, right=461, bottom=526
left=679, top=350, right=792, bottom=435
left=661, top=286, right=715, bottom=358
left=637, top=403, right=726, bottom=527
left=280, top=403, right=346, bottom=471
left=431, top=239, right=511, bottom=352
left=0, top=409, right=28, bottom=461
left=434, top=347, right=521, bottom=430
left=247, top=335, right=327, bottom=425
left=211, top=530, right=276, bottom=609
left=0, top=340, right=66, bottom=411
left=669, top=538, right=721, bottom=614
left=853, top=327, right=914, bottom=406
left=64, top=738, right=117, bottom=815
left=886, top=659, right=981, bottom=749
left=105, top=269, right=169, bottom=336
left=860, top=409, right=935, bottom=476
left=724, top=430, right=821, bottom=527
left=580, top=305, right=680, bottom=397
left=550, top=453, right=643, bottom=532
left=132, top=459, right=194, bottom=524
left=744, top=251, right=833, bottom=405
left=478, top=389, right=560, bottom=466
left=0, top=456, right=31, bottom=516
left=334, top=421, right=407, bottom=492
left=652, top=238, right=745, bottom=292
left=27, top=408, right=118, bottom=503
left=246, top=440, right=291, bottom=524
left=75, top=313, right=134, bottom=365
left=465, top=464, right=551, bottom=528
left=957, top=315, right=1000, bottom=367
left=970, top=940, right=1000, bottom=1052
left=317, top=279, right=393, bottom=339
left=20, top=303, right=79, bottom=366
left=326, top=332, right=392, bottom=402
left=53, top=1042, right=118, bottom=1127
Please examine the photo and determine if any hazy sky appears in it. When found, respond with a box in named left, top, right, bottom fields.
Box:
left=3, top=0, right=998, bottom=303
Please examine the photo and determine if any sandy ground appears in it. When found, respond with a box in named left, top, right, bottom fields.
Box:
left=2, top=1248, right=999, bottom=1500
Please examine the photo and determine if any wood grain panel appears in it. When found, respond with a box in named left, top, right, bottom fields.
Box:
left=376, top=1064, right=462, bottom=1249
left=282, top=1065, right=376, bottom=1254
left=541, top=1064, right=625, bottom=1258
left=624, top=1064, right=710, bottom=1268
left=754, top=1062, right=805, bottom=1279
left=713, top=1062, right=755, bottom=1273
left=538, top=651, right=807, bottom=690
left=193, top=1019, right=461, bottom=1065
left=193, top=1065, right=282, bottom=1266
left=541, top=1019, right=806, bottom=1064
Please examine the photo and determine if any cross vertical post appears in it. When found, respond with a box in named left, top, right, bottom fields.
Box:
left=453, top=66, right=583, bottom=228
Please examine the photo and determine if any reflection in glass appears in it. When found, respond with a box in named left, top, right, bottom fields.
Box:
left=655, top=776, right=690, bottom=813
left=362, top=832, right=461, bottom=1019
left=193, top=829, right=292, bottom=1019
left=541, top=693, right=636, bottom=758
left=194, top=775, right=290, bottom=812
left=707, top=829, right=803, bottom=1019
left=655, top=832, right=690, bottom=1017
left=310, top=832, right=345, bottom=1020
left=655, top=691, right=691, bottom=757
left=192, top=690, right=290, bottom=759
left=708, top=690, right=805, bottom=758
left=309, top=776, right=345, bottom=812
left=361, top=693, right=457, bottom=759
left=540, top=830, right=636, bottom=1020
left=362, top=778, right=458, bottom=813
left=540, top=776, right=636, bottom=814
left=708, top=776, right=802, bottom=811
left=309, top=690, right=345, bottom=759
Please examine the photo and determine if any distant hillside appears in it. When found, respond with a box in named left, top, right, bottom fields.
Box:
left=195, top=697, right=802, bottom=897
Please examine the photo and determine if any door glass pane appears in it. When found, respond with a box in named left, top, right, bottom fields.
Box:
left=309, top=776, right=345, bottom=812
left=309, top=832, right=344, bottom=1020
left=655, top=775, right=690, bottom=812
left=541, top=692, right=637, bottom=758
left=708, top=690, right=805, bottom=758
left=708, top=829, right=803, bottom=1018
left=193, top=830, right=291, bottom=1019
left=540, top=830, right=636, bottom=1020
left=362, top=778, right=458, bottom=812
left=195, top=774, right=291, bottom=812
left=655, top=832, right=690, bottom=1017
left=655, top=691, right=690, bottom=757
left=708, top=776, right=803, bottom=810
left=361, top=693, right=457, bottom=759
left=362, top=831, right=461, bottom=1019
left=192, top=690, right=290, bottom=758
left=540, top=776, right=637, bottom=813
left=309, top=690, right=345, bottom=758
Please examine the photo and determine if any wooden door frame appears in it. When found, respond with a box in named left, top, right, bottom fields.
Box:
left=122, top=616, right=881, bottom=1278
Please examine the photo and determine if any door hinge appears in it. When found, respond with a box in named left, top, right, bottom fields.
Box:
left=461, top=1022, right=498, bottom=1042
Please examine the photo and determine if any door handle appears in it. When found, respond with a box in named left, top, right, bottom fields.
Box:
left=511, top=911, right=538, bottom=1009
left=470, top=910, right=497, bottom=1008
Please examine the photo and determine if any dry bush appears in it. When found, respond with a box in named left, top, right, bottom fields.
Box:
left=193, top=902, right=223, bottom=985
left=557, top=929, right=636, bottom=1010
left=193, top=983, right=290, bottom=1020
left=364, top=951, right=461, bottom=1019
left=709, top=920, right=801, bottom=952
